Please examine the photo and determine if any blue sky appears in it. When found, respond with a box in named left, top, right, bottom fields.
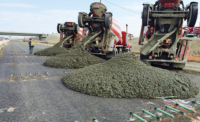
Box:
left=0, top=0, right=199, bottom=37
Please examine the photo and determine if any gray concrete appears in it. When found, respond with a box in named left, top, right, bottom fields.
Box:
left=0, top=41, right=200, bottom=122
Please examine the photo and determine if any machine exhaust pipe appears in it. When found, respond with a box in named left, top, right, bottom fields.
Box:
left=126, top=24, right=128, bottom=45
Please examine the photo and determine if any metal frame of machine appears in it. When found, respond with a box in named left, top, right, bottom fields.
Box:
left=139, top=0, right=198, bottom=69
left=78, top=2, right=131, bottom=58
left=57, top=22, right=81, bottom=49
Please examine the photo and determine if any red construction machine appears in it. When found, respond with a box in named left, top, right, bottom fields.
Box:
left=57, top=22, right=87, bottom=49
left=139, top=0, right=198, bottom=69
left=78, top=2, right=131, bottom=58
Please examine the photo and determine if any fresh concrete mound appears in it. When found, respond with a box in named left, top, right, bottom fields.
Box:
left=43, top=33, right=105, bottom=68
left=62, top=53, right=199, bottom=99
left=34, top=36, right=70, bottom=56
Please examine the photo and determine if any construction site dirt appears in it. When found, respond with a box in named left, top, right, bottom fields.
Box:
left=0, top=40, right=200, bottom=122
left=0, top=46, right=6, bottom=60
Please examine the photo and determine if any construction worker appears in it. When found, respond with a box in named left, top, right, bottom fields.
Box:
left=28, top=37, right=34, bottom=54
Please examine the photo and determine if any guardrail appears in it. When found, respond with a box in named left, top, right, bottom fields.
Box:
left=0, top=40, right=10, bottom=50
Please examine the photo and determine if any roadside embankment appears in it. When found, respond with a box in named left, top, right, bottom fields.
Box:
left=0, top=40, right=10, bottom=59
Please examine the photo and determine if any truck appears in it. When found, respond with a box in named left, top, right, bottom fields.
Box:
left=139, top=0, right=198, bottom=69
left=78, top=2, right=131, bottom=58
left=57, top=22, right=86, bottom=49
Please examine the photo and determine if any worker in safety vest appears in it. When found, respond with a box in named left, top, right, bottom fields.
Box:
left=28, top=37, right=34, bottom=54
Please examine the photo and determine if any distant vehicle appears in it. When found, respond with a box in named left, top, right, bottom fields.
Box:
left=79, top=2, right=131, bottom=59
left=0, top=39, right=1, bottom=41
left=57, top=22, right=85, bottom=49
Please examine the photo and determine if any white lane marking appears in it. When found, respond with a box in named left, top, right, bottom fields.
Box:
left=147, top=102, right=154, bottom=105
left=128, top=117, right=136, bottom=121
left=156, top=112, right=163, bottom=116
left=0, top=108, right=7, bottom=113
left=144, top=114, right=152, bottom=118
left=0, top=107, right=17, bottom=113
left=7, top=107, right=17, bottom=112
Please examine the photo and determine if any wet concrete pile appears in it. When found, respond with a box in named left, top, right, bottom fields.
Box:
left=34, top=36, right=70, bottom=56
left=63, top=53, right=199, bottom=99
left=43, top=33, right=105, bottom=68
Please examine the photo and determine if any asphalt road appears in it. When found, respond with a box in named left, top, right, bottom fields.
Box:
left=0, top=41, right=200, bottom=122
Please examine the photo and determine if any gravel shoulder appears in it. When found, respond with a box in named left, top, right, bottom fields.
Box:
left=0, top=46, right=6, bottom=60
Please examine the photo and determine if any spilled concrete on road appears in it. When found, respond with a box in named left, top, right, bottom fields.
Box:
left=44, top=32, right=105, bottom=69
left=34, top=36, right=71, bottom=56
left=63, top=53, right=199, bottom=99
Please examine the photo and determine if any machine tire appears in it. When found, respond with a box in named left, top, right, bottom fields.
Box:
left=105, top=13, right=112, bottom=29
left=118, top=48, right=122, bottom=54
left=114, top=48, right=118, bottom=56
left=105, top=48, right=118, bottom=58
left=57, top=24, right=62, bottom=33
left=171, top=63, right=186, bottom=70
left=128, top=47, right=131, bottom=53
left=78, top=13, right=85, bottom=28
left=74, top=24, right=79, bottom=34
left=128, top=46, right=132, bottom=53
left=187, top=3, right=198, bottom=27
left=142, top=4, right=150, bottom=26
left=140, top=54, right=149, bottom=61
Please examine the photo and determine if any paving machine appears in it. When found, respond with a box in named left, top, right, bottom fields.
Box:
left=78, top=2, right=131, bottom=58
left=139, top=0, right=198, bottom=69
left=57, top=22, right=83, bottom=49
